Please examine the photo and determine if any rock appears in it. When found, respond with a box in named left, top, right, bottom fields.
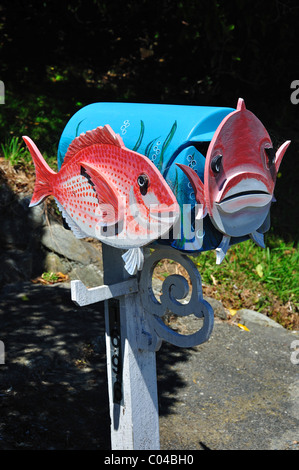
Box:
left=0, top=181, right=104, bottom=288
left=237, top=308, right=284, bottom=329
left=203, top=295, right=227, bottom=320
left=44, top=252, right=67, bottom=274
left=41, top=224, right=103, bottom=286
left=27, top=202, right=47, bottom=228
left=68, top=264, right=103, bottom=287
left=41, top=223, right=96, bottom=264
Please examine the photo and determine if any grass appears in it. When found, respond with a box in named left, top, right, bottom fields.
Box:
left=1, top=136, right=32, bottom=168
left=0, top=86, right=80, bottom=170
left=154, top=236, right=298, bottom=330
left=192, top=237, right=298, bottom=328
left=196, top=237, right=298, bottom=307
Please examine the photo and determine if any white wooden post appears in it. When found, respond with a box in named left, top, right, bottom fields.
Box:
left=102, top=244, right=160, bottom=450
left=71, top=244, right=214, bottom=451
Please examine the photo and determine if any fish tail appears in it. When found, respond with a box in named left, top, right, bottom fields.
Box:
left=23, top=136, right=56, bottom=207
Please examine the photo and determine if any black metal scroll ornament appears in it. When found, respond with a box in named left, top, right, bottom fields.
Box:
left=139, top=248, right=214, bottom=348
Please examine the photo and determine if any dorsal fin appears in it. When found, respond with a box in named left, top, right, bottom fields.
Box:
left=61, top=125, right=125, bottom=168
left=236, top=97, right=246, bottom=111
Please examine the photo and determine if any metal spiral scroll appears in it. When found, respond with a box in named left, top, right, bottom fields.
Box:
left=139, top=248, right=214, bottom=348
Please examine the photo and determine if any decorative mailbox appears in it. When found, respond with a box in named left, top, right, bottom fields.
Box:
left=22, top=99, right=290, bottom=343
left=22, top=99, right=290, bottom=450
left=56, top=101, right=235, bottom=259
left=56, top=98, right=290, bottom=265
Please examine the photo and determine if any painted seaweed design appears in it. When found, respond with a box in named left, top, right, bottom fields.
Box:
left=75, top=119, right=86, bottom=137
left=157, top=120, right=177, bottom=172
left=145, top=136, right=160, bottom=159
left=132, top=120, right=145, bottom=152
left=172, top=167, right=179, bottom=197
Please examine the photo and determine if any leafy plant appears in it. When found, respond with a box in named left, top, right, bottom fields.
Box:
left=1, top=136, right=31, bottom=167
left=31, top=272, right=69, bottom=285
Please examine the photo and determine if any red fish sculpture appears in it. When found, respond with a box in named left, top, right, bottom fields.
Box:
left=23, top=125, right=179, bottom=275
left=177, top=98, right=290, bottom=263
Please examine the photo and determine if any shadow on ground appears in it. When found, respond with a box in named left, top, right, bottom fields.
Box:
left=0, top=281, right=191, bottom=450
left=0, top=282, right=110, bottom=449
left=1, top=280, right=298, bottom=450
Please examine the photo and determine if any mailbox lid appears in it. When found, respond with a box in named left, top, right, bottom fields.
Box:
left=57, top=102, right=234, bottom=171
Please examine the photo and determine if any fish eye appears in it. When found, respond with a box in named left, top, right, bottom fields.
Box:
left=264, top=147, right=275, bottom=167
left=137, top=173, right=149, bottom=195
left=211, top=154, right=223, bottom=174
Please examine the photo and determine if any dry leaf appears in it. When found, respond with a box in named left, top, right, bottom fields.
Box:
left=237, top=323, right=250, bottom=332
left=228, top=308, right=238, bottom=316
left=255, top=264, right=264, bottom=278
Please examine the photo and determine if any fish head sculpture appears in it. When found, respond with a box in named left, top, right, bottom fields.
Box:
left=177, top=98, right=290, bottom=262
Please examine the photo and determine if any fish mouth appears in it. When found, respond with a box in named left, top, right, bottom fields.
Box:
left=215, top=180, right=272, bottom=214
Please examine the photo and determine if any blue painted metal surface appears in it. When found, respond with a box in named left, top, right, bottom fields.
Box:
left=57, top=102, right=247, bottom=253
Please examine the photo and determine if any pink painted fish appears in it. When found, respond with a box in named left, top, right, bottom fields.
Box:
left=177, top=98, right=290, bottom=263
left=23, top=125, right=179, bottom=275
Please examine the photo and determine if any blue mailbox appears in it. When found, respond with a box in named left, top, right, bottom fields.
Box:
left=57, top=102, right=237, bottom=254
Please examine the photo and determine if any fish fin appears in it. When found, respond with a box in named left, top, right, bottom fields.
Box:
left=122, top=248, right=144, bottom=275
left=195, top=204, right=207, bottom=220
left=215, top=235, right=231, bottom=264
left=176, top=163, right=207, bottom=216
left=250, top=231, right=265, bottom=249
left=275, top=140, right=291, bottom=173
left=236, top=97, right=246, bottom=111
left=22, top=136, right=55, bottom=207
left=62, top=125, right=125, bottom=167
left=80, top=162, right=123, bottom=225
left=258, top=210, right=271, bottom=234
left=54, top=198, right=87, bottom=239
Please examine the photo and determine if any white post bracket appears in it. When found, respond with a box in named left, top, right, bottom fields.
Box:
left=71, top=247, right=214, bottom=349
left=71, top=278, right=139, bottom=307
